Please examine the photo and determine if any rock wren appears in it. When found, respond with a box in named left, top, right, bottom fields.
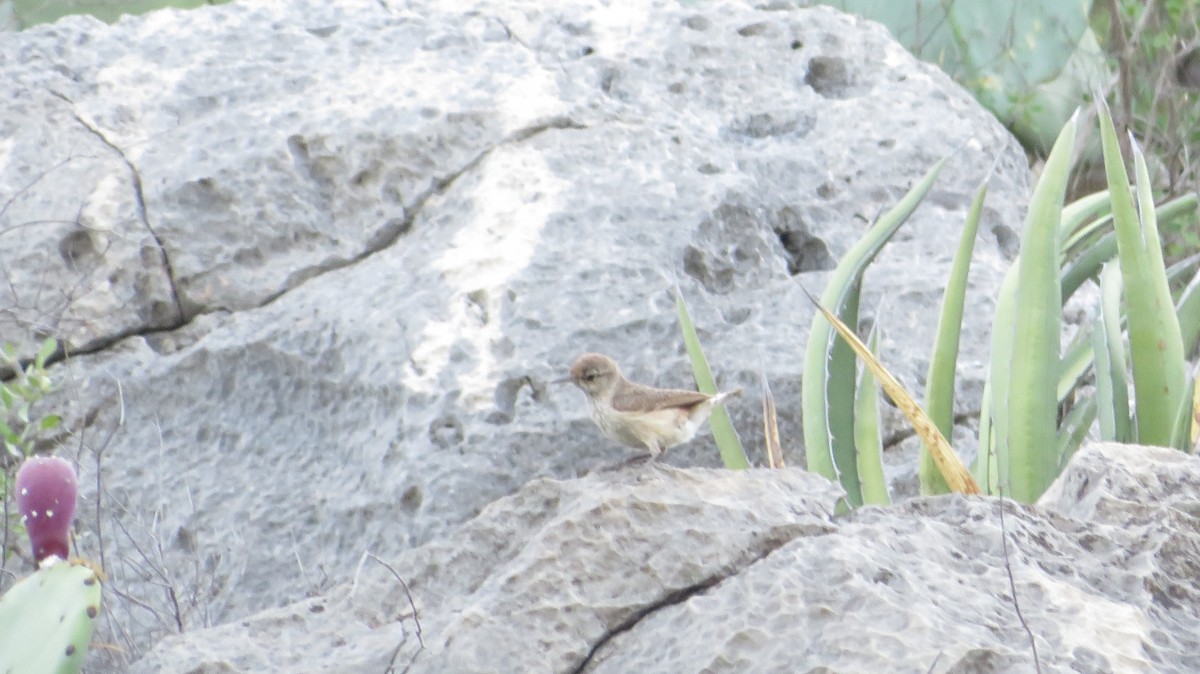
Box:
left=567, top=352, right=742, bottom=458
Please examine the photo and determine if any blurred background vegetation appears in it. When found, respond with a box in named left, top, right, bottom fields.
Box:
left=1, top=0, right=230, bottom=29
left=820, top=0, right=1199, bottom=263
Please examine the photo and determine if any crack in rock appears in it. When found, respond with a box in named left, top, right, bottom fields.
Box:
left=25, top=97, right=584, bottom=366
left=570, top=574, right=725, bottom=674
left=377, top=114, right=586, bottom=257
left=571, top=534, right=798, bottom=673
left=50, top=90, right=187, bottom=329
left=256, top=115, right=586, bottom=309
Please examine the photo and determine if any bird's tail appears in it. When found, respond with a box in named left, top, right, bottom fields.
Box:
left=712, top=387, right=743, bottom=406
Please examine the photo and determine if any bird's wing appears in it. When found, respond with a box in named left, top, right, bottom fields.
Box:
left=611, top=385, right=712, bottom=413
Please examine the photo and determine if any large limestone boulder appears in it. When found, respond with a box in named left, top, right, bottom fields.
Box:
left=0, top=0, right=1030, bottom=666
left=130, top=442, right=1200, bottom=673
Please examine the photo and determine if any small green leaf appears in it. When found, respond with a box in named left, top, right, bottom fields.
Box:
left=1169, top=374, right=1196, bottom=450
left=1006, top=110, right=1077, bottom=502
left=1058, top=334, right=1095, bottom=404
left=675, top=289, right=749, bottom=470
left=0, top=420, right=15, bottom=443
left=1056, top=397, right=1097, bottom=471
left=1178, top=266, right=1200, bottom=358
left=1093, top=263, right=1132, bottom=442
left=35, top=337, right=58, bottom=369
left=38, top=415, right=63, bottom=432
left=921, top=176, right=986, bottom=495
left=856, top=327, right=889, bottom=505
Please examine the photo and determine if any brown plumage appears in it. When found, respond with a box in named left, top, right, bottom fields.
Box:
left=568, top=353, right=741, bottom=457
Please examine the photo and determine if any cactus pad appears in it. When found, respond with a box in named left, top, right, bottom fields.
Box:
left=0, top=560, right=102, bottom=674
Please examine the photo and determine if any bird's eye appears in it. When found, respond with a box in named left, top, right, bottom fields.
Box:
left=585, top=373, right=598, bottom=382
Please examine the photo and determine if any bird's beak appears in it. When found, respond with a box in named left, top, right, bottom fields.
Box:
left=551, top=375, right=573, bottom=385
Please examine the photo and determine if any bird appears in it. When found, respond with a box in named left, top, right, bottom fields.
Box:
left=567, top=352, right=742, bottom=458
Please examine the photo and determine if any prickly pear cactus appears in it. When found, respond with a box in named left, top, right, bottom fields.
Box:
left=823, top=0, right=1109, bottom=153
left=0, top=560, right=102, bottom=674
left=0, top=455, right=101, bottom=673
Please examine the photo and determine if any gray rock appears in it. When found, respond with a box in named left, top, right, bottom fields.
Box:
left=0, top=0, right=1030, bottom=665
left=130, top=442, right=1200, bottom=673
left=127, top=464, right=844, bottom=674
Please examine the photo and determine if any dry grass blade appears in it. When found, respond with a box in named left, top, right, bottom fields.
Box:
left=760, top=369, right=785, bottom=468
left=1193, top=376, right=1200, bottom=450
left=802, top=287, right=980, bottom=495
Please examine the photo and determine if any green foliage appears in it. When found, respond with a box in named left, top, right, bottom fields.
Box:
left=1097, top=100, right=1189, bottom=447
left=1094, top=0, right=1200, bottom=196
left=11, top=0, right=234, bottom=29
left=1, top=338, right=62, bottom=461
left=919, top=178, right=987, bottom=495
left=0, top=556, right=102, bottom=674
left=976, top=110, right=1198, bottom=501
left=1003, top=112, right=1076, bottom=502
left=1, top=338, right=63, bottom=562
left=675, top=291, right=750, bottom=470
left=813, top=0, right=1200, bottom=237
left=801, top=158, right=944, bottom=506
left=801, top=110, right=1199, bottom=505
left=821, top=0, right=1108, bottom=153
left=854, top=327, right=889, bottom=505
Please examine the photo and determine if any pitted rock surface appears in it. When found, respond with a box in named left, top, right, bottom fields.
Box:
left=131, top=443, right=1200, bottom=673
left=1, top=0, right=1032, bottom=666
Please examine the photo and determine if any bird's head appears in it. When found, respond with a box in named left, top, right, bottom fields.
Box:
left=568, top=353, right=622, bottom=402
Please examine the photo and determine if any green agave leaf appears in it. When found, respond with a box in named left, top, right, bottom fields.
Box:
left=855, top=326, right=889, bottom=505
left=805, top=288, right=979, bottom=495
left=1098, top=100, right=1188, bottom=448
left=1060, top=193, right=1196, bottom=303
left=1169, top=373, right=1195, bottom=451
left=921, top=177, right=986, bottom=495
left=1178, top=265, right=1200, bottom=360
left=1061, top=189, right=1113, bottom=250
left=802, top=158, right=946, bottom=507
left=1057, top=332, right=1094, bottom=404
left=1061, top=229, right=1117, bottom=302
left=676, top=290, right=749, bottom=469
left=1006, top=110, right=1076, bottom=503
left=976, top=269, right=1019, bottom=494
left=1093, top=263, right=1132, bottom=442
left=1056, top=396, right=1097, bottom=471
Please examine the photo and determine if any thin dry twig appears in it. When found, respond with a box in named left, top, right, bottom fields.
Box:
left=760, top=366, right=785, bottom=469
left=365, top=553, right=424, bottom=649
left=91, top=373, right=125, bottom=576
left=360, top=552, right=425, bottom=674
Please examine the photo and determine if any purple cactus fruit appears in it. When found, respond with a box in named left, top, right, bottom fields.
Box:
left=15, top=456, right=78, bottom=564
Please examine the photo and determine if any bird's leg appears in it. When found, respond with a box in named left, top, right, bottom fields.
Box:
left=585, top=453, right=653, bottom=475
